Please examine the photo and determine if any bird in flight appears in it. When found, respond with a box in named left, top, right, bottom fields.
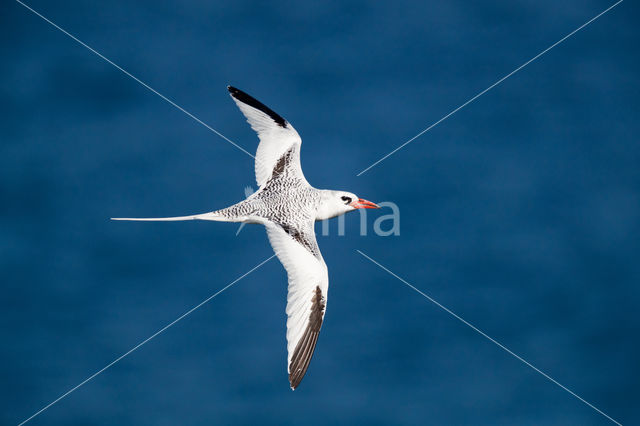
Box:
left=113, top=86, right=379, bottom=389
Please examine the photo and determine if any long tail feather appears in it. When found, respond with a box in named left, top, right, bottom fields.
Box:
left=111, top=212, right=228, bottom=222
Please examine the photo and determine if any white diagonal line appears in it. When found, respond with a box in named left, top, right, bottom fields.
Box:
left=15, top=0, right=255, bottom=160
left=18, top=254, right=276, bottom=426
left=356, top=250, right=622, bottom=426
left=356, top=0, right=623, bottom=176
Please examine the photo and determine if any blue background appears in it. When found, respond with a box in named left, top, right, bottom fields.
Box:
left=2, top=1, right=638, bottom=424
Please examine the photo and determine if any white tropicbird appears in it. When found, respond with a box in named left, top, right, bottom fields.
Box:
left=113, top=86, right=379, bottom=389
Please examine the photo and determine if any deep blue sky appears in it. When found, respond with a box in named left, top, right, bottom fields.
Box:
left=2, top=1, right=638, bottom=425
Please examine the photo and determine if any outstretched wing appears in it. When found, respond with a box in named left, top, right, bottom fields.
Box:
left=265, top=222, right=328, bottom=390
left=228, top=86, right=305, bottom=188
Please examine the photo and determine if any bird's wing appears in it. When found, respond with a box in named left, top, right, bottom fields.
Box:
left=265, top=221, right=328, bottom=390
left=228, top=86, right=305, bottom=187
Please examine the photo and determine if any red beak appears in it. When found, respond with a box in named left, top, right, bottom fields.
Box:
left=350, top=198, right=380, bottom=209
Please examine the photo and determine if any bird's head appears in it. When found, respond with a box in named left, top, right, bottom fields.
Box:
left=315, top=190, right=379, bottom=221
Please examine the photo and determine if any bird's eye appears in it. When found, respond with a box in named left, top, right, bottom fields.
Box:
left=341, top=196, right=352, bottom=204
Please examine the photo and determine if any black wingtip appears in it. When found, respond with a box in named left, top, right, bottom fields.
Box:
left=287, top=286, right=325, bottom=391
left=226, top=86, right=287, bottom=128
